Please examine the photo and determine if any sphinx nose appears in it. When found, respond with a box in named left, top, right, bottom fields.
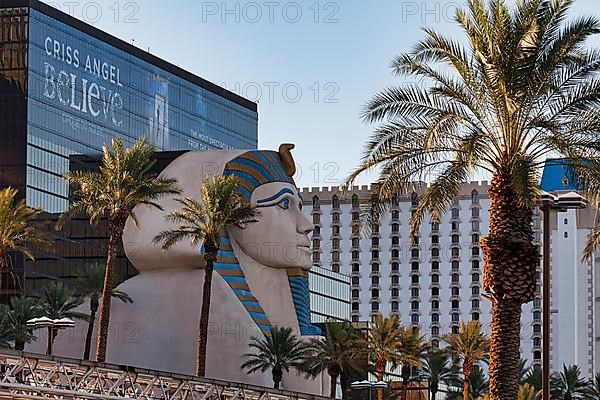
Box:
left=297, top=210, right=313, bottom=235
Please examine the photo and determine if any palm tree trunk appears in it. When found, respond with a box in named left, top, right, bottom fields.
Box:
left=196, top=242, right=217, bottom=377
left=340, top=371, right=350, bottom=400
left=84, top=297, right=99, bottom=360
left=481, top=172, right=538, bottom=400
left=96, top=215, right=126, bottom=363
left=463, top=362, right=473, bottom=400
left=376, top=360, right=385, bottom=400
left=330, top=371, right=339, bottom=399
left=402, top=364, right=410, bottom=400
left=273, top=367, right=283, bottom=389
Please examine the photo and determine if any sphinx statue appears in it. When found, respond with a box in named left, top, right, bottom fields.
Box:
left=40, top=145, right=326, bottom=393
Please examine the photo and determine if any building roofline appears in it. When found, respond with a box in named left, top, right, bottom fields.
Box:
left=3, top=0, right=258, bottom=112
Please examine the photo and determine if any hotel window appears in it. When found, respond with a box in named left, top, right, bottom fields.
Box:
left=372, top=289, right=379, bottom=298
left=432, top=274, right=439, bottom=283
left=352, top=315, right=359, bottom=322
left=332, top=195, right=340, bottom=209
left=352, top=225, right=359, bottom=235
left=313, top=214, right=320, bottom=224
left=472, top=221, right=480, bottom=231
left=333, top=225, right=340, bottom=235
left=533, top=351, right=541, bottom=361
left=533, top=311, right=541, bottom=320
left=432, top=300, right=439, bottom=310
left=472, top=207, right=480, bottom=217
left=451, top=208, right=460, bottom=218
left=312, top=196, right=320, bottom=209
left=392, top=210, right=400, bottom=220
left=452, top=221, right=460, bottom=231
left=534, top=298, right=541, bottom=308
left=431, top=326, right=439, bottom=336
left=352, top=251, right=359, bottom=260
left=452, top=287, right=460, bottom=296
left=412, top=248, right=419, bottom=258
left=352, top=194, right=359, bottom=208
left=392, top=236, right=400, bottom=246
left=391, top=276, right=399, bottom=285
left=372, top=276, right=380, bottom=285
left=533, top=324, right=541, bottom=333
left=411, top=314, right=419, bottom=324
left=471, top=190, right=479, bottom=204
left=432, top=261, right=439, bottom=270
left=452, top=300, right=459, bottom=309
left=391, top=301, right=399, bottom=312
left=472, top=247, right=480, bottom=256
left=432, top=313, right=439, bottom=322
left=352, top=212, right=360, bottom=222
left=564, top=218, right=568, bottom=225
left=472, top=234, right=479, bottom=243
left=392, top=262, right=399, bottom=271
left=411, top=288, right=419, bottom=297
left=472, top=273, right=479, bottom=282
left=392, top=196, right=399, bottom=207
left=352, top=238, right=359, bottom=247
left=392, top=223, right=400, bottom=233
left=452, top=234, right=460, bottom=244
left=533, top=337, right=541, bottom=347
left=352, top=277, right=359, bottom=285
left=472, top=312, right=480, bottom=321
left=472, top=299, right=480, bottom=308
left=372, top=224, right=379, bottom=234
left=351, top=290, right=359, bottom=299
left=372, top=250, right=379, bottom=259
left=352, top=302, right=359, bottom=311
left=432, top=287, right=439, bottom=296
left=411, top=262, right=419, bottom=271
left=352, top=263, right=360, bottom=272
left=452, top=248, right=460, bottom=257
left=371, top=302, right=379, bottom=311
left=411, top=275, right=419, bottom=284
left=313, top=238, right=320, bottom=248
left=432, top=248, right=439, bottom=257
left=392, top=249, right=399, bottom=259
left=472, top=286, right=480, bottom=295
left=431, top=222, right=439, bottom=232
left=564, top=232, right=568, bottom=238
left=452, top=326, right=460, bottom=334
left=452, top=313, right=460, bottom=322
left=411, top=192, right=419, bottom=206
left=333, top=213, right=340, bottom=223
left=332, top=252, right=340, bottom=262
left=314, top=226, right=320, bottom=235
left=372, top=263, right=379, bottom=273
left=372, top=237, right=379, bottom=246
left=452, top=261, right=459, bottom=270
left=411, top=301, right=419, bottom=310
left=332, top=238, right=339, bottom=249
left=472, top=260, right=479, bottom=269
left=432, top=235, right=439, bottom=244
left=313, top=252, right=320, bottom=261
left=391, top=288, right=399, bottom=297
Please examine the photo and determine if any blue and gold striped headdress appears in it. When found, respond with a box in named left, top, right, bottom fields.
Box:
left=204, top=145, right=320, bottom=338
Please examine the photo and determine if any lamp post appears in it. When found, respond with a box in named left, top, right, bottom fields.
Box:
left=539, top=191, right=586, bottom=400
left=351, top=380, right=387, bottom=400
left=26, top=317, right=75, bottom=355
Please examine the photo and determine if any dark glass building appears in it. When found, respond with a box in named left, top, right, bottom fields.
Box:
left=1, top=0, right=258, bottom=214
left=0, top=1, right=257, bottom=295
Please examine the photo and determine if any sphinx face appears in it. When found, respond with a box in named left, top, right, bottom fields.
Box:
left=228, top=182, right=313, bottom=269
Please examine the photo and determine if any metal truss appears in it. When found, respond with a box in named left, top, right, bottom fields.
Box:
left=0, top=350, right=328, bottom=400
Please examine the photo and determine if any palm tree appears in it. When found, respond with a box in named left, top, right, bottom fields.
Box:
left=59, top=137, right=180, bottom=362
left=550, top=365, right=589, bottom=400
left=396, top=326, right=428, bottom=400
left=469, top=366, right=490, bottom=399
left=444, top=321, right=490, bottom=400
left=7, top=296, right=42, bottom=350
left=0, top=187, right=52, bottom=302
left=350, top=314, right=405, bottom=400
left=419, top=351, right=458, bottom=400
left=153, top=174, right=257, bottom=377
left=76, top=264, right=133, bottom=360
left=518, top=383, right=539, bottom=400
left=524, top=365, right=542, bottom=392
left=241, top=326, right=312, bottom=389
left=0, top=304, right=15, bottom=348
left=343, top=1, right=600, bottom=398
left=302, top=320, right=364, bottom=398
left=585, top=372, right=600, bottom=399
left=40, top=281, right=88, bottom=355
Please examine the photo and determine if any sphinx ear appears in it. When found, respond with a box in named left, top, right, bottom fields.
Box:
left=278, top=143, right=296, bottom=178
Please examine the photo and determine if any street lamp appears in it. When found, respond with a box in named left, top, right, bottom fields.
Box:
left=539, top=191, right=586, bottom=400
left=351, top=380, right=387, bottom=400
left=26, top=317, right=75, bottom=356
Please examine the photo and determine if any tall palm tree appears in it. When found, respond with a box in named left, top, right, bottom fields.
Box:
left=396, top=326, right=428, bottom=400
left=76, top=264, right=133, bottom=360
left=241, top=326, right=312, bottom=389
left=524, top=365, right=542, bottom=391
left=154, top=174, right=257, bottom=377
left=444, top=321, right=490, bottom=400
left=59, top=137, right=180, bottom=362
left=7, top=296, right=42, bottom=350
left=343, top=2, right=600, bottom=398
left=0, top=304, right=15, bottom=348
left=351, top=314, right=404, bottom=400
left=550, top=365, right=589, bottom=400
left=0, top=187, right=52, bottom=302
left=302, top=320, right=364, bottom=398
left=469, top=366, right=490, bottom=399
left=40, top=281, right=88, bottom=355
left=419, top=351, right=458, bottom=400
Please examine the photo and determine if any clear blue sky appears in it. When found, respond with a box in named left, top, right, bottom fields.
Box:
left=40, top=0, right=599, bottom=187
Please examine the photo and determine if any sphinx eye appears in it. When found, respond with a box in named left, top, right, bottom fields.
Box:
left=277, top=198, right=290, bottom=210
